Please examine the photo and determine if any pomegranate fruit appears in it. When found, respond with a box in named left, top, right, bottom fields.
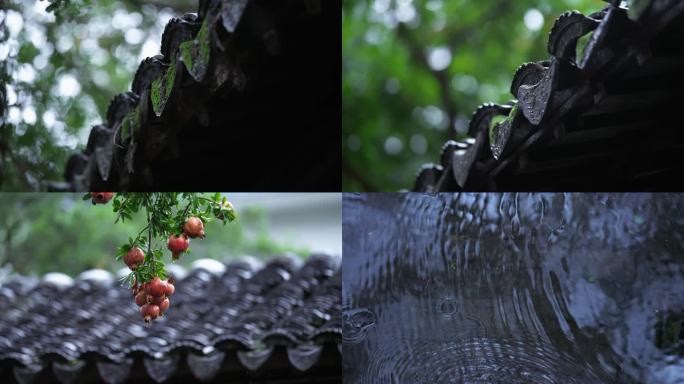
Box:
left=135, top=291, right=147, bottom=306
left=133, top=277, right=176, bottom=321
left=123, top=247, right=145, bottom=270
left=91, top=192, right=114, bottom=205
left=167, top=234, right=189, bottom=260
left=140, top=303, right=160, bottom=323
left=183, top=217, right=205, bottom=239
left=147, top=277, right=166, bottom=297
left=164, top=281, right=175, bottom=296
left=148, top=295, right=165, bottom=305
left=159, top=298, right=170, bottom=313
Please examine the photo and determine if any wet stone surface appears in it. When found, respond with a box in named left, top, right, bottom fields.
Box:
left=342, top=193, right=684, bottom=384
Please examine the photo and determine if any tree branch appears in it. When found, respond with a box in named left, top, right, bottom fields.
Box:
left=343, top=163, right=376, bottom=192
left=396, top=24, right=458, bottom=140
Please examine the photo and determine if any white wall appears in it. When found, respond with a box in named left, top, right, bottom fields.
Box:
left=226, top=193, right=342, bottom=255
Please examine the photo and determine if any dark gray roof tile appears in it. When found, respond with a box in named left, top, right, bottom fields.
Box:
left=0, top=255, right=340, bottom=383
left=50, top=0, right=340, bottom=192
left=414, top=0, right=684, bottom=191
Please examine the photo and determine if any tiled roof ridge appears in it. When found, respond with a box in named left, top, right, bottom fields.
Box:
left=50, top=0, right=323, bottom=191
left=413, top=0, right=684, bottom=192
left=0, top=254, right=341, bottom=383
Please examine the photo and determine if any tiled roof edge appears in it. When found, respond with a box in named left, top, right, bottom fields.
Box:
left=0, top=254, right=340, bottom=381
left=413, top=0, right=684, bottom=192
left=48, top=0, right=323, bottom=191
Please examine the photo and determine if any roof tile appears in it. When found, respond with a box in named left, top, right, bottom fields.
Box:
left=414, top=0, right=684, bottom=191
left=0, top=254, right=340, bottom=383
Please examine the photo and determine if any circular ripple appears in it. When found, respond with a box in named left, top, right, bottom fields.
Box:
left=360, top=337, right=605, bottom=384
left=437, top=296, right=459, bottom=319
left=342, top=308, right=376, bottom=344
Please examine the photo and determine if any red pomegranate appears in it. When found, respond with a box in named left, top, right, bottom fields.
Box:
left=164, top=281, right=175, bottom=296
left=183, top=217, right=205, bottom=239
left=148, top=295, right=165, bottom=305
left=167, top=234, right=189, bottom=260
left=135, top=291, right=147, bottom=307
left=140, top=304, right=160, bottom=323
left=123, top=247, right=145, bottom=270
left=159, top=298, right=170, bottom=313
left=147, top=277, right=166, bottom=297
left=91, top=192, right=114, bottom=205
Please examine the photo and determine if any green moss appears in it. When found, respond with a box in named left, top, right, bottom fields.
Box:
left=488, top=115, right=506, bottom=144
left=180, top=40, right=194, bottom=72
left=575, top=31, right=593, bottom=66
left=488, top=104, right=518, bottom=144
left=151, top=77, right=162, bottom=115
left=505, top=103, right=519, bottom=124
left=165, top=57, right=176, bottom=93
left=150, top=55, right=177, bottom=117
left=197, top=19, right=211, bottom=64
left=119, top=107, right=140, bottom=143
left=180, top=18, right=212, bottom=81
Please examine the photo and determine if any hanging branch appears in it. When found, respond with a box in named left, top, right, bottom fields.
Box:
left=87, top=192, right=236, bottom=287
left=87, top=192, right=236, bottom=322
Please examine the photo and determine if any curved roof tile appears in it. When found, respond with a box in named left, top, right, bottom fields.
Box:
left=414, top=0, right=684, bottom=191
left=0, top=254, right=340, bottom=383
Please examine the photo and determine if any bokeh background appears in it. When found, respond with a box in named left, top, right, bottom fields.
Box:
left=0, top=193, right=341, bottom=279
left=0, top=0, right=197, bottom=190
left=342, top=0, right=599, bottom=191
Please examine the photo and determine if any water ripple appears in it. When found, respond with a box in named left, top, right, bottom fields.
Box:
left=343, top=193, right=684, bottom=384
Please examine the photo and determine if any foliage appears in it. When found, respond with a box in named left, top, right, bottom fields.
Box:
left=342, top=0, right=600, bottom=191
left=0, top=193, right=309, bottom=277
left=93, top=192, right=235, bottom=286
left=0, top=0, right=194, bottom=190
left=41, top=0, right=93, bottom=19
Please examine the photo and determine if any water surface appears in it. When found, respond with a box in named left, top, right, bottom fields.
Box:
left=342, top=193, right=684, bottom=384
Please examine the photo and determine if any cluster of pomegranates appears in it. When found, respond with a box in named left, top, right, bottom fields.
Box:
left=122, top=216, right=205, bottom=322
left=91, top=192, right=211, bottom=323
left=167, top=216, right=205, bottom=260
left=133, top=276, right=175, bottom=322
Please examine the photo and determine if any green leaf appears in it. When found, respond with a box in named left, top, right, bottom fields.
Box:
left=17, top=43, right=40, bottom=65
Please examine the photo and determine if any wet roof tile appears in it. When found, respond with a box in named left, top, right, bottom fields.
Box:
left=414, top=0, right=684, bottom=191
left=49, top=0, right=340, bottom=192
left=0, top=254, right=341, bottom=383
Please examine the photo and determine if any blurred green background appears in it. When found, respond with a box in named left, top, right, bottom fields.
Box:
left=1, top=0, right=196, bottom=190
left=0, top=193, right=341, bottom=277
left=342, top=0, right=600, bottom=191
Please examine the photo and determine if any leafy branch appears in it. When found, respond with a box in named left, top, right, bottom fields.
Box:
left=86, top=192, right=235, bottom=288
